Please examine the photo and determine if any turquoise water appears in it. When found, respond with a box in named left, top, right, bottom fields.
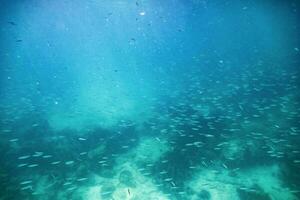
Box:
left=0, top=0, right=300, bottom=199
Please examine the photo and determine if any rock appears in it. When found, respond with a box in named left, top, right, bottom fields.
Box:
left=196, top=189, right=211, bottom=200
left=119, top=170, right=136, bottom=187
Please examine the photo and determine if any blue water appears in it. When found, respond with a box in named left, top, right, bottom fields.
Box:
left=0, top=0, right=300, bottom=199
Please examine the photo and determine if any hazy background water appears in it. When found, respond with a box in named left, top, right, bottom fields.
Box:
left=0, top=0, right=300, bottom=199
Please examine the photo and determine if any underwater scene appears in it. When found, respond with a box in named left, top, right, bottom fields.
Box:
left=0, top=0, right=300, bottom=199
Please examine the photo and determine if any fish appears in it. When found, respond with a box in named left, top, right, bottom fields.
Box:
left=65, top=161, right=74, bottom=165
left=18, top=155, right=31, bottom=160
left=2, top=129, right=12, bottom=133
left=28, top=164, right=38, bottom=168
left=51, top=161, right=61, bottom=165
left=21, top=185, right=33, bottom=190
left=67, top=186, right=77, bottom=191
left=32, top=152, right=43, bottom=157
left=102, top=191, right=113, bottom=195
left=8, top=21, right=16, bottom=26
left=17, top=163, right=28, bottom=168
left=138, top=168, right=146, bottom=172
left=159, top=171, right=168, bottom=174
left=222, top=163, right=228, bottom=169
left=77, top=178, right=88, bottom=182
left=63, top=182, right=72, bottom=186
left=20, top=180, right=32, bottom=185
left=42, top=155, right=52, bottom=158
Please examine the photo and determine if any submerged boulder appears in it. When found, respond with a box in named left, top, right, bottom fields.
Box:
left=119, top=170, right=136, bottom=187
left=196, top=189, right=211, bottom=200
